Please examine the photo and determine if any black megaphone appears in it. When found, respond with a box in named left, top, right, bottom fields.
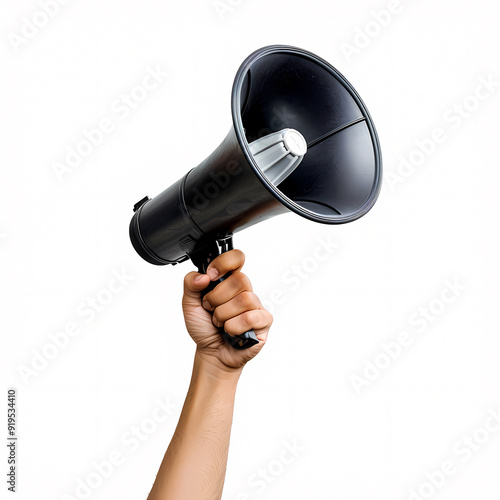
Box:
left=129, top=45, right=382, bottom=349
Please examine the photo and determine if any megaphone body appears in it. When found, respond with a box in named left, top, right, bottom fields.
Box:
left=130, top=45, right=382, bottom=348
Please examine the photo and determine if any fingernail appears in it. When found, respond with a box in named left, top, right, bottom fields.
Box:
left=202, top=300, right=210, bottom=309
left=207, top=267, right=219, bottom=280
left=194, top=274, right=204, bottom=283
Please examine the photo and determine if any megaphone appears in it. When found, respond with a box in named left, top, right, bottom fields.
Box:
left=129, top=45, right=382, bottom=349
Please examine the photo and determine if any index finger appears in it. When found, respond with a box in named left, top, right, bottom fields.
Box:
left=206, top=249, right=245, bottom=281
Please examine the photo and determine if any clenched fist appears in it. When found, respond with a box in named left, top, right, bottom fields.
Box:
left=182, top=249, right=273, bottom=373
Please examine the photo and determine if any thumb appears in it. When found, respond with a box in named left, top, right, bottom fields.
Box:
left=182, top=271, right=211, bottom=309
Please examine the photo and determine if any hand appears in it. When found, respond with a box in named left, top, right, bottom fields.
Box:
left=182, top=249, right=273, bottom=374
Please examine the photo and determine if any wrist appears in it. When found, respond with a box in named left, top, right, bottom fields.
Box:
left=194, top=349, right=243, bottom=384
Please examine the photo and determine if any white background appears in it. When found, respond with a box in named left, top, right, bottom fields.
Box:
left=1, top=0, right=499, bottom=499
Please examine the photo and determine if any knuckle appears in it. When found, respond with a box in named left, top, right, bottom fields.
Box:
left=266, top=311, right=274, bottom=326
left=237, top=291, right=254, bottom=308
left=253, top=293, right=263, bottom=308
left=235, top=272, right=251, bottom=290
left=233, top=272, right=246, bottom=285
left=241, top=310, right=257, bottom=329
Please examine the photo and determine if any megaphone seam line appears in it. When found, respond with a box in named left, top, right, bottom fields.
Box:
left=180, top=170, right=205, bottom=237
left=306, top=117, right=367, bottom=149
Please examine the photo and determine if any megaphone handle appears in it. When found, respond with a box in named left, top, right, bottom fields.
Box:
left=191, top=238, right=260, bottom=351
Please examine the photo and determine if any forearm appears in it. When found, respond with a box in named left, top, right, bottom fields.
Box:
left=148, top=350, right=242, bottom=500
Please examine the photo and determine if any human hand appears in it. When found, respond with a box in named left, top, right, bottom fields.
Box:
left=182, top=249, right=272, bottom=374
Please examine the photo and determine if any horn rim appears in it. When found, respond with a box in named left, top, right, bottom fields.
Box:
left=231, top=44, right=383, bottom=225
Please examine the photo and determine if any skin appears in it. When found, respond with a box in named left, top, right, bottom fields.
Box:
left=148, top=249, right=273, bottom=500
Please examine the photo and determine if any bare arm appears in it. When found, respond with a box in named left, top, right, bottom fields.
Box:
left=148, top=250, right=273, bottom=500
left=148, top=351, right=240, bottom=500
